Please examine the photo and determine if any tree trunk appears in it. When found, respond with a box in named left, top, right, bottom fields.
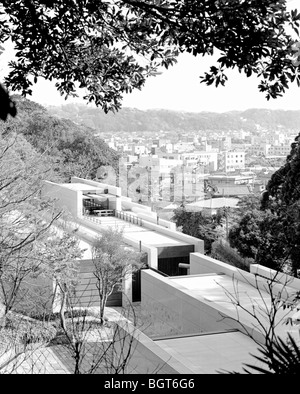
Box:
left=59, top=284, right=68, bottom=332
left=0, top=302, right=6, bottom=329
left=99, top=296, right=107, bottom=325
left=74, top=341, right=81, bottom=375
left=0, top=302, right=12, bottom=329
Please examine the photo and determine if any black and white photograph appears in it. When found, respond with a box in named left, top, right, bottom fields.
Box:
left=0, top=0, right=300, bottom=377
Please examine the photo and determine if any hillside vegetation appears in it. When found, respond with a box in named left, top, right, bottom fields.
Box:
left=0, top=96, right=119, bottom=181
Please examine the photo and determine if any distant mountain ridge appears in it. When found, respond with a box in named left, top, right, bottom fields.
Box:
left=47, top=104, right=300, bottom=133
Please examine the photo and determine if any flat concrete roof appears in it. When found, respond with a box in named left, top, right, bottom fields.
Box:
left=84, top=194, right=111, bottom=202
left=156, top=331, right=262, bottom=374
left=170, top=274, right=259, bottom=308
left=77, top=216, right=191, bottom=248
left=60, top=183, right=116, bottom=199
left=169, top=274, right=298, bottom=341
left=186, top=197, right=239, bottom=209
left=61, top=183, right=102, bottom=192
left=125, top=229, right=190, bottom=248
left=207, top=175, right=251, bottom=180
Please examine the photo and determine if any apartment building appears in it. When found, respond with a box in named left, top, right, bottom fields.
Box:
left=181, top=151, right=218, bottom=172
left=221, top=151, right=246, bottom=172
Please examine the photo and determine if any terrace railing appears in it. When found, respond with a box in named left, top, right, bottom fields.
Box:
left=114, top=210, right=144, bottom=226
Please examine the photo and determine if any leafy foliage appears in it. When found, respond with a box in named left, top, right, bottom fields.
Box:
left=211, top=239, right=252, bottom=271
left=260, top=134, right=300, bottom=275
left=0, top=123, right=85, bottom=319
left=1, top=1, right=300, bottom=112
left=265, top=133, right=300, bottom=206
left=4, top=313, right=57, bottom=345
left=0, top=96, right=119, bottom=181
left=229, top=134, right=300, bottom=276
left=172, top=205, right=225, bottom=254
left=92, top=228, right=144, bottom=323
left=228, top=205, right=296, bottom=272
left=243, top=333, right=300, bottom=374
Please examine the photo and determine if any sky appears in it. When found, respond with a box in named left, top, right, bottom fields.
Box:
left=1, top=0, right=300, bottom=114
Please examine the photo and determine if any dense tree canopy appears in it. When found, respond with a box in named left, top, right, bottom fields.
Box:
left=228, top=208, right=290, bottom=272
left=229, top=135, right=300, bottom=276
left=172, top=206, right=225, bottom=254
left=0, top=0, right=300, bottom=114
left=263, top=133, right=300, bottom=206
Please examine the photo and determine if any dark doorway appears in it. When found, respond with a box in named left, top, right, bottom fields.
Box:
left=132, top=270, right=141, bottom=302
left=158, top=256, right=189, bottom=276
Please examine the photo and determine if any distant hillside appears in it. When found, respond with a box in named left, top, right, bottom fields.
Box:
left=1, top=96, right=119, bottom=181
left=47, top=104, right=300, bottom=133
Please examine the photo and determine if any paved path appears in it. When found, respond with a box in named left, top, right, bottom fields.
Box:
left=1, top=346, right=71, bottom=374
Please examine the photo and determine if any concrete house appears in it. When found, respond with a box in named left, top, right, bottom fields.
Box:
left=41, top=177, right=204, bottom=307
left=2, top=177, right=299, bottom=374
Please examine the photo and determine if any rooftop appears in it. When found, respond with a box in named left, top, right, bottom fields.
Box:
left=186, top=197, right=239, bottom=210
left=169, top=273, right=299, bottom=341
left=207, top=175, right=253, bottom=180
left=61, top=183, right=101, bottom=192
left=155, top=330, right=262, bottom=374
left=215, top=185, right=252, bottom=196
left=76, top=216, right=191, bottom=249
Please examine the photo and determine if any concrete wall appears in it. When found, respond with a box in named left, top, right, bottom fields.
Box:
left=114, top=320, right=194, bottom=374
left=78, top=215, right=201, bottom=269
left=121, top=235, right=158, bottom=270
left=71, top=176, right=122, bottom=197
left=190, top=253, right=294, bottom=301
left=250, top=264, right=300, bottom=292
left=157, top=245, right=194, bottom=259
left=156, top=218, right=176, bottom=231
left=75, top=217, right=159, bottom=270
left=141, top=269, right=248, bottom=339
left=141, top=221, right=204, bottom=254
left=131, top=206, right=156, bottom=216
left=103, top=195, right=120, bottom=211
left=135, top=211, right=176, bottom=230
left=42, top=181, right=82, bottom=218
left=141, top=261, right=300, bottom=345
left=121, top=199, right=152, bottom=212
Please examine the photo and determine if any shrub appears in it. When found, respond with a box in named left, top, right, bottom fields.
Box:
left=242, top=334, right=300, bottom=374
left=4, top=314, right=57, bottom=345
left=211, top=240, right=253, bottom=272
left=29, top=308, right=100, bottom=323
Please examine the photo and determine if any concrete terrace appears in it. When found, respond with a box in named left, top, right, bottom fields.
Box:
left=37, top=176, right=300, bottom=374
left=43, top=177, right=204, bottom=252
left=155, top=330, right=262, bottom=374
left=42, top=177, right=204, bottom=276
left=168, top=273, right=299, bottom=342
left=141, top=254, right=300, bottom=350
left=81, top=215, right=192, bottom=249
left=1, top=306, right=201, bottom=375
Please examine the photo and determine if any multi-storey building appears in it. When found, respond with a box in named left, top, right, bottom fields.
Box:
left=180, top=151, right=218, bottom=172
left=219, top=151, right=246, bottom=172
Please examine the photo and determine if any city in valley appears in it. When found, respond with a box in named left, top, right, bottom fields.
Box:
left=49, top=105, right=297, bottom=212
